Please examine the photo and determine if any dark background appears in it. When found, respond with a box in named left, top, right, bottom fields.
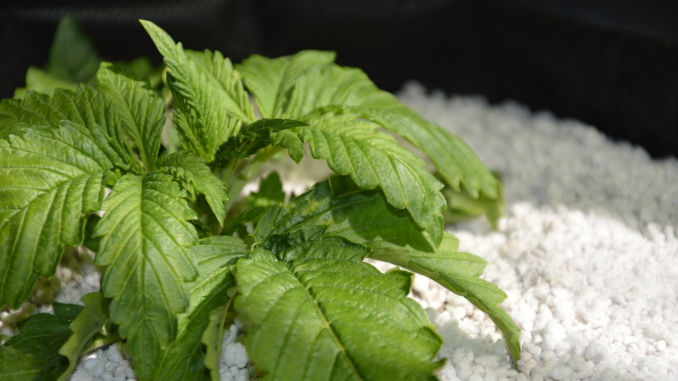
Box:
left=1, top=0, right=677, bottom=158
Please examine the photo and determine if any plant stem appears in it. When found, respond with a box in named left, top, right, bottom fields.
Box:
left=83, top=333, right=122, bottom=354
left=223, top=146, right=281, bottom=212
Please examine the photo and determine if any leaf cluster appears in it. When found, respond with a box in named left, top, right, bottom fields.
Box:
left=0, top=19, right=519, bottom=380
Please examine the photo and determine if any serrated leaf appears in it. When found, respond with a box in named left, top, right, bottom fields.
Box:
left=0, top=121, right=122, bottom=307
left=57, top=292, right=108, bottom=381
left=235, top=251, right=443, bottom=381
left=276, top=111, right=446, bottom=243
left=157, top=152, right=228, bottom=224
left=0, top=303, right=82, bottom=381
left=185, top=49, right=255, bottom=121
left=255, top=180, right=521, bottom=364
left=370, top=237, right=521, bottom=365
left=269, top=59, right=501, bottom=200
left=236, top=50, right=335, bottom=118
left=47, top=15, right=100, bottom=83
left=151, top=236, right=248, bottom=381
left=217, top=119, right=306, bottom=161
left=346, top=105, right=502, bottom=200
left=0, top=86, right=137, bottom=171
left=140, top=20, right=252, bottom=162
left=93, top=172, right=199, bottom=380
left=96, top=62, right=166, bottom=169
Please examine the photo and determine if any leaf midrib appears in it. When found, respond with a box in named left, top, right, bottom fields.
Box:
left=289, top=264, right=365, bottom=381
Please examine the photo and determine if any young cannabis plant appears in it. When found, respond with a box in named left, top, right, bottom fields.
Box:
left=0, top=20, right=520, bottom=380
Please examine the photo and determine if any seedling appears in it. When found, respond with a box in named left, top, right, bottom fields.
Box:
left=0, top=20, right=519, bottom=380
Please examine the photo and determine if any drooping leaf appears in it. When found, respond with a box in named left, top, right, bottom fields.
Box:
left=259, top=58, right=501, bottom=201
left=0, top=121, right=123, bottom=307
left=157, top=152, right=228, bottom=224
left=236, top=50, right=335, bottom=118
left=57, top=292, right=109, bottom=381
left=140, top=20, right=253, bottom=162
left=254, top=180, right=521, bottom=364
left=47, top=15, right=100, bottom=84
left=370, top=236, right=521, bottom=365
left=93, top=172, right=199, bottom=380
left=235, top=251, right=443, bottom=381
left=275, top=111, right=446, bottom=243
left=150, top=236, right=248, bottom=381
left=96, top=62, right=166, bottom=169
left=344, top=105, right=502, bottom=200
left=0, top=303, right=82, bottom=381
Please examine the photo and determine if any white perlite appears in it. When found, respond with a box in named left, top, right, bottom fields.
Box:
left=65, top=82, right=678, bottom=380
left=70, top=343, right=136, bottom=381
left=219, top=320, right=250, bottom=381
left=397, top=82, right=678, bottom=381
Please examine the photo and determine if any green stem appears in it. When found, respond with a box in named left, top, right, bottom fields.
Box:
left=223, top=146, right=281, bottom=212
left=83, top=333, right=122, bottom=354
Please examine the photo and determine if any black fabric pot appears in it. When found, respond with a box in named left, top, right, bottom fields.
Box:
left=1, top=0, right=676, bottom=157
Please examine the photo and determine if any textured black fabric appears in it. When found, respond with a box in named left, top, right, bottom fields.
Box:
left=1, top=0, right=676, bottom=157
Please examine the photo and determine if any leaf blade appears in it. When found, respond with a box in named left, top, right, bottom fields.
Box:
left=0, top=303, right=82, bottom=380
left=140, top=20, right=252, bottom=161
left=235, top=252, right=442, bottom=381
left=157, top=152, right=228, bottom=224
left=96, top=62, right=166, bottom=169
left=93, top=172, right=199, bottom=380
left=0, top=121, right=119, bottom=307
left=236, top=50, right=335, bottom=118
left=277, top=113, right=446, bottom=243
left=276, top=60, right=501, bottom=200
left=150, top=236, right=249, bottom=381
left=57, top=292, right=109, bottom=381
left=255, top=181, right=521, bottom=364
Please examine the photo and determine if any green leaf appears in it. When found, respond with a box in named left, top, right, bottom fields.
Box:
left=185, top=49, right=255, bottom=121
left=0, top=303, right=82, bottom=381
left=151, top=236, right=248, bottom=381
left=96, top=62, right=166, bottom=169
left=217, top=119, right=306, bottom=161
left=222, top=172, right=286, bottom=236
left=255, top=181, right=521, bottom=364
left=248, top=171, right=285, bottom=208
left=0, top=121, right=122, bottom=307
left=441, top=177, right=504, bottom=229
left=93, top=172, right=199, bottom=380
left=202, top=304, right=229, bottom=381
left=370, top=237, right=521, bottom=365
left=0, top=86, right=137, bottom=171
left=19, top=67, right=78, bottom=97
left=57, top=292, right=109, bottom=381
left=347, top=105, right=502, bottom=200
left=236, top=50, right=335, bottom=118
left=47, top=15, right=100, bottom=83
left=268, top=59, right=501, bottom=200
left=235, top=251, right=443, bottom=381
left=276, top=111, right=446, bottom=243
left=157, top=152, right=228, bottom=224
left=140, top=20, right=253, bottom=162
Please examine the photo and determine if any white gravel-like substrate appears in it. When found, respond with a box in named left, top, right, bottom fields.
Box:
left=65, top=82, right=678, bottom=380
